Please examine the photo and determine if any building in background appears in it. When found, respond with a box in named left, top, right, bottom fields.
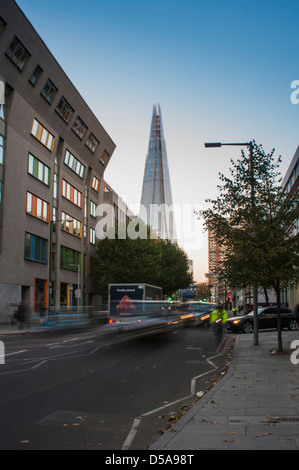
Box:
left=0, top=0, right=131, bottom=320
left=282, top=145, right=299, bottom=309
left=205, top=229, right=226, bottom=303
left=140, top=104, right=176, bottom=242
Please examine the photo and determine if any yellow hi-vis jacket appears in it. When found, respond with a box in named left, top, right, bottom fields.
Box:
left=210, top=309, right=228, bottom=324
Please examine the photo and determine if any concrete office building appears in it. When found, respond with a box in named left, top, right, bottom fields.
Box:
left=0, top=0, right=128, bottom=320
left=205, top=229, right=226, bottom=303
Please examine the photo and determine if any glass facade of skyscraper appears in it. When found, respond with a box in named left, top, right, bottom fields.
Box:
left=140, top=104, right=176, bottom=241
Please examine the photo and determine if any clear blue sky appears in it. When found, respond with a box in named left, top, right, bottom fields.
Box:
left=16, top=0, right=299, bottom=281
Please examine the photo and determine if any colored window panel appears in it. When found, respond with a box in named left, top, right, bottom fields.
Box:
left=26, top=191, right=49, bottom=223
left=24, top=232, right=48, bottom=264
left=31, top=118, right=55, bottom=151
left=28, top=153, right=51, bottom=186
left=62, top=179, right=82, bottom=208
left=64, top=149, right=85, bottom=179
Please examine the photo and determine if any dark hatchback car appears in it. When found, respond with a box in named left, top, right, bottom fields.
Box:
left=226, top=307, right=299, bottom=333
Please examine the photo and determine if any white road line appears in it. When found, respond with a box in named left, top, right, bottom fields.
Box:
left=31, top=360, right=48, bottom=369
left=5, top=350, right=28, bottom=356
left=190, top=352, right=222, bottom=395
left=122, top=344, right=230, bottom=450
left=142, top=395, right=193, bottom=417
left=121, top=418, right=142, bottom=450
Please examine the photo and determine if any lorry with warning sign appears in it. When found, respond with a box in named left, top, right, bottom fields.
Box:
left=108, top=283, right=162, bottom=317
left=107, top=283, right=180, bottom=336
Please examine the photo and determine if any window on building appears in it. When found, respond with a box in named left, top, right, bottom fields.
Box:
left=89, top=227, right=97, bottom=245
left=90, top=200, right=97, bottom=218
left=24, top=232, right=48, bottom=264
left=100, top=149, right=110, bottom=166
left=64, top=149, right=85, bottom=179
left=28, top=153, right=51, bottom=186
left=91, top=175, right=100, bottom=192
left=72, top=116, right=87, bottom=139
left=29, top=64, right=43, bottom=86
left=41, top=79, right=58, bottom=104
left=61, top=211, right=82, bottom=238
left=53, top=173, right=58, bottom=199
left=6, top=36, right=31, bottom=71
left=31, top=118, right=55, bottom=151
left=60, top=245, right=81, bottom=271
left=26, top=191, right=49, bottom=223
left=60, top=282, right=69, bottom=307
left=34, top=278, right=47, bottom=310
left=85, top=133, right=99, bottom=153
left=56, top=96, right=74, bottom=123
left=62, top=179, right=82, bottom=208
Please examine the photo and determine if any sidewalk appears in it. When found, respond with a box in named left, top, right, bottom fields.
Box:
left=0, top=323, right=47, bottom=334
left=0, top=318, right=90, bottom=334
left=150, top=331, right=299, bottom=450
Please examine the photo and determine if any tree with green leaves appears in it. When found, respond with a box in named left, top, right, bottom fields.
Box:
left=203, top=141, right=299, bottom=352
left=195, top=282, right=210, bottom=301
left=156, top=239, right=193, bottom=296
left=94, top=220, right=193, bottom=300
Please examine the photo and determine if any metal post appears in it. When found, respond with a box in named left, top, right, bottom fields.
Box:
left=248, top=141, right=259, bottom=345
left=204, top=140, right=259, bottom=345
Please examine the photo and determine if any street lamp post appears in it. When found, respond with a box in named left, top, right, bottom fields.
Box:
left=204, top=141, right=259, bottom=346
left=69, top=263, right=81, bottom=321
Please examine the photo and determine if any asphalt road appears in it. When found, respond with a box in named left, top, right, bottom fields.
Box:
left=0, top=324, right=235, bottom=450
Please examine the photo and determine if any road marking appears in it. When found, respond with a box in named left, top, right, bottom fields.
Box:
left=142, top=395, right=193, bottom=418
left=190, top=352, right=223, bottom=395
left=121, top=394, right=194, bottom=450
left=122, top=346, right=229, bottom=450
left=122, top=335, right=236, bottom=451
left=31, top=360, right=48, bottom=369
left=5, top=350, right=28, bottom=356
left=121, top=418, right=142, bottom=450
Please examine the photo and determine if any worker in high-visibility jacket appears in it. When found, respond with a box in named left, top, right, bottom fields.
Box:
left=210, top=305, right=228, bottom=347
left=232, top=306, right=238, bottom=316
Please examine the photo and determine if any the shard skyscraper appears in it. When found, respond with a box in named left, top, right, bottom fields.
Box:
left=140, top=104, right=176, bottom=242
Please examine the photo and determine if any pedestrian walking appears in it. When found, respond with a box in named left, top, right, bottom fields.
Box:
left=210, top=304, right=228, bottom=348
left=16, top=301, right=30, bottom=330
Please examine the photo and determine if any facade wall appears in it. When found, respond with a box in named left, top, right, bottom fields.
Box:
left=282, top=146, right=299, bottom=310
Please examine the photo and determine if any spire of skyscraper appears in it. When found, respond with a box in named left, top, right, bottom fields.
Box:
left=140, top=104, right=176, bottom=241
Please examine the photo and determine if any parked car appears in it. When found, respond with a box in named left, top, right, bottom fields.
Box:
left=226, top=307, right=299, bottom=333
left=180, top=302, right=216, bottom=327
